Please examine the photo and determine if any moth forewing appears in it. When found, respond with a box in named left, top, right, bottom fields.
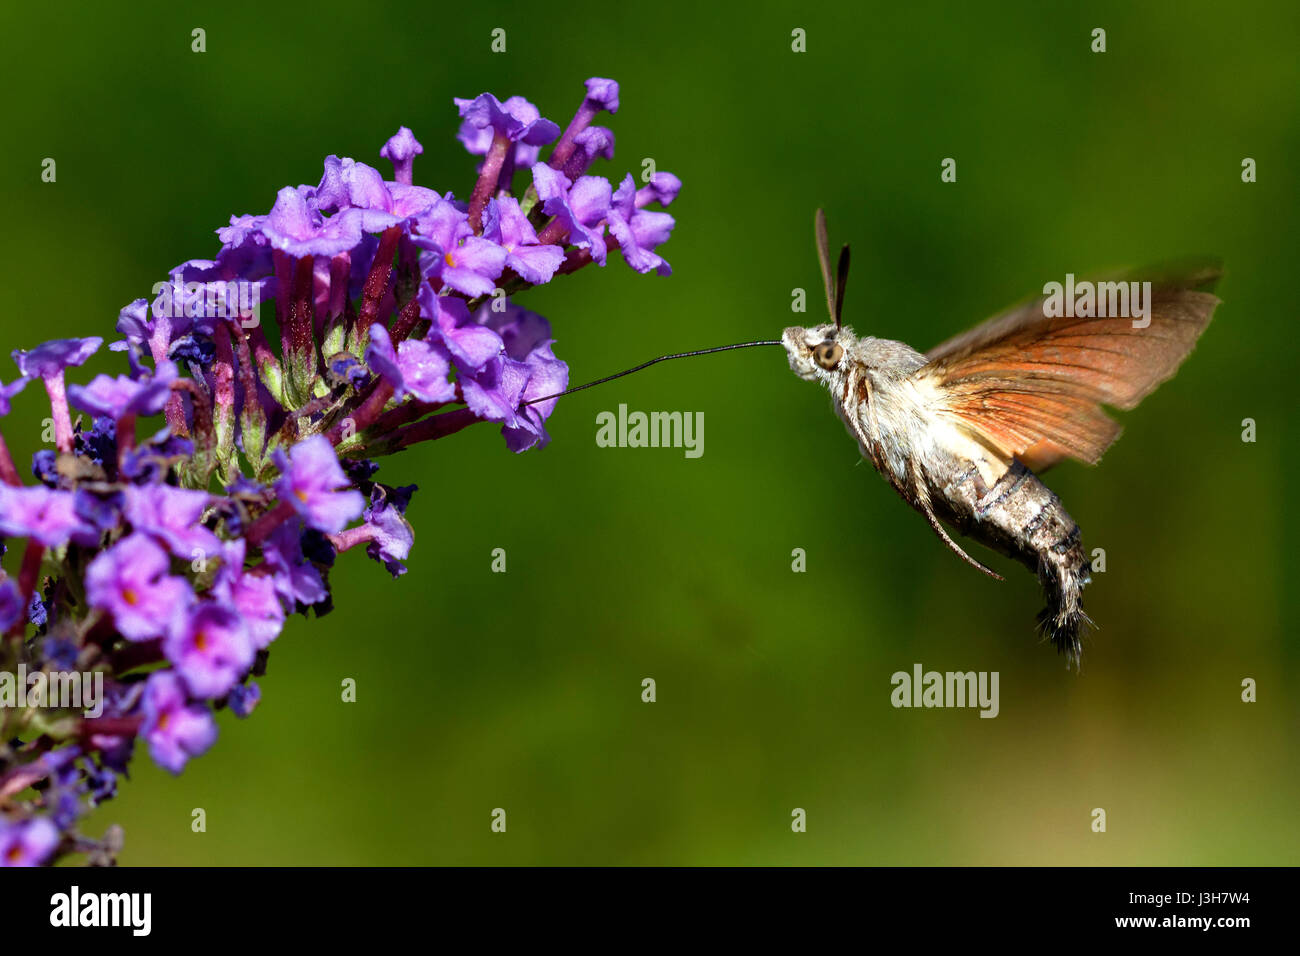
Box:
left=917, top=264, right=1221, bottom=471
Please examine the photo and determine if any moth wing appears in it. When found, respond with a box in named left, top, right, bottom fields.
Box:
left=917, top=262, right=1221, bottom=471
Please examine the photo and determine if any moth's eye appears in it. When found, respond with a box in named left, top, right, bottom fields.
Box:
left=813, top=342, right=843, bottom=370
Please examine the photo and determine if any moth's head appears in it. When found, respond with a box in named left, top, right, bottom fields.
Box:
left=791, top=211, right=857, bottom=385
left=783, top=323, right=854, bottom=383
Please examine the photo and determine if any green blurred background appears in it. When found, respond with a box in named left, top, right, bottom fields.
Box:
left=3, top=0, right=1296, bottom=864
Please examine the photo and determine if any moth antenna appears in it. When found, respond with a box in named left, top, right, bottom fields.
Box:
left=520, top=340, right=783, bottom=407
left=834, top=244, right=850, bottom=331
left=815, top=208, right=836, bottom=322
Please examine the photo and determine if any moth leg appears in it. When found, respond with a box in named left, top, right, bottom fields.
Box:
left=919, top=504, right=1004, bottom=580
left=910, top=460, right=1005, bottom=581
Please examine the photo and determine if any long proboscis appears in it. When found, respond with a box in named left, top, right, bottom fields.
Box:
left=520, top=340, right=783, bottom=407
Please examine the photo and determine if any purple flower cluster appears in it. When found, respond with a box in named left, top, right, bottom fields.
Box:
left=0, top=78, right=678, bottom=866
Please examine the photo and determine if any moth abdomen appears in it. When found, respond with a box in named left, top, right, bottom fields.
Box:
left=936, top=459, right=1093, bottom=664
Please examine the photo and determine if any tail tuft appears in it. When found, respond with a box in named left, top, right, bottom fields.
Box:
left=1036, top=558, right=1093, bottom=668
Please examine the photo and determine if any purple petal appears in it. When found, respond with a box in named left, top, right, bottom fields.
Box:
left=583, top=77, right=620, bottom=113
left=455, top=92, right=560, bottom=145
left=272, top=435, right=365, bottom=534
left=396, top=338, right=456, bottom=404
left=506, top=245, right=565, bottom=285
left=0, top=375, right=29, bottom=417
left=637, top=172, right=682, bottom=208
left=262, top=187, right=364, bottom=258
left=425, top=292, right=504, bottom=372
left=12, top=337, right=102, bottom=380
left=364, top=324, right=403, bottom=394
left=380, top=127, right=424, bottom=185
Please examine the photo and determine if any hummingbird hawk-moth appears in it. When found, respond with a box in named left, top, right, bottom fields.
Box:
left=782, top=210, right=1220, bottom=663
left=528, top=210, right=1220, bottom=664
